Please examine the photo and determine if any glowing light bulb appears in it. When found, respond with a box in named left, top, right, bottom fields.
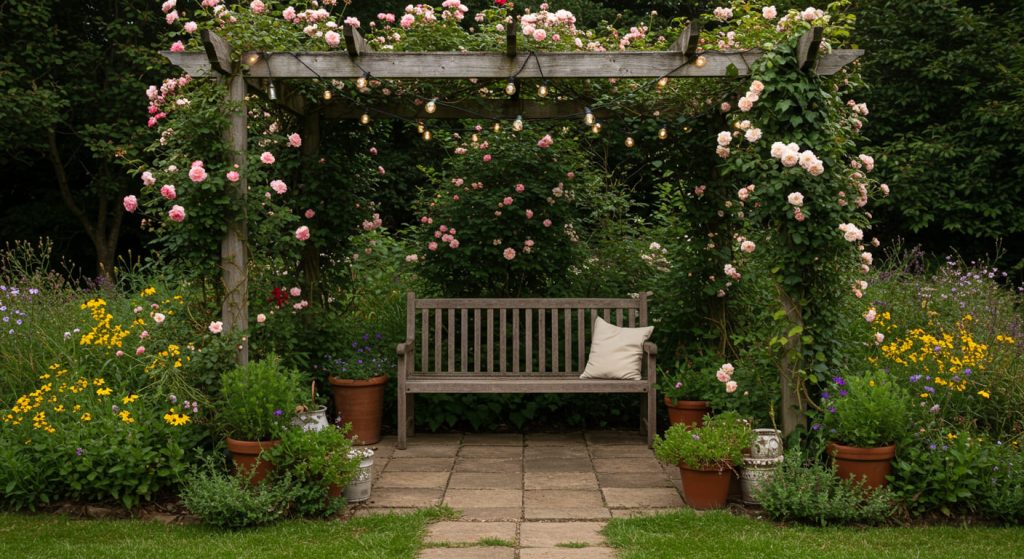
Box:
left=583, top=108, right=595, bottom=126
left=591, top=122, right=602, bottom=134
left=493, top=122, right=501, bottom=133
left=416, top=121, right=425, bottom=134
left=537, top=83, right=549, bottom=97
left=268, top=81, right=277, bottom=100
left=505, top=78, right=517, bottom=96
left=471, top=133, right=479, bottom=143
left=658, top=127, right=668, bottom=140
left=425, top=99, right=437, bottom=114
left=625, top=136, right=635, bottom=148
left=243, top=52, right=260, bottom=66
left=423, top=129, right=432, bottom=141
left=360, top=113, right=371, bottom=125
left=512, top=115, right=524, bottom=131
left=322, top=89, right=333, bottom=101
left=657, top=76, right=669, bottom=89
left=683, top=125, right=692, bottom=133
left=356, top=73, right=369, bottom=89
left=694, top=55, right=707, bottom=68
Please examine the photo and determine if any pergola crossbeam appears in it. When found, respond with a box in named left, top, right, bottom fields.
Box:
left=200, top=29, right=233, bottom=76
left=345, top=25, right=372, bottom=57
left=669, top=21, right=702, bottom=56
left=321, top=99, right=613, bottom=120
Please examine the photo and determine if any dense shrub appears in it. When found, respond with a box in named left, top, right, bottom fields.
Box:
left=179, top=463, right=293, bottom=530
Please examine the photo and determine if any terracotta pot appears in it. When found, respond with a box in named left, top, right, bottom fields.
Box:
left=225, top=437, right=280, bottom=484
left=678, top=461, right=733, bottom=510
left=664, top=397, right=710, bottom=428
left=827, top=442, right=897, bottom=489
left=329, top=375, right=389, bottom=444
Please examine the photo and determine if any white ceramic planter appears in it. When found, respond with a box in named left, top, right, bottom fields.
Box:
left=292, top=405, right=330, bottom=432
left=344, top=448, right=375, bottom=503
left=741, top=428, right=784, bottom=504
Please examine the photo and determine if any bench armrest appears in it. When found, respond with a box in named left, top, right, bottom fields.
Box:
left=396, top=339, right=415, bottom=355
left=643, top=341, right=657, bottom=356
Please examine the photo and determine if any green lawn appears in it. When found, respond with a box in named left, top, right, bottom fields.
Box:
left=0, top=507, right=454, bottom=559
left=604, top=510, right=1024, bottom=559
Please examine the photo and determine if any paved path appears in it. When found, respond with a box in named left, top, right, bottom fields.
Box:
left=353, top=431, right=685, bottom=558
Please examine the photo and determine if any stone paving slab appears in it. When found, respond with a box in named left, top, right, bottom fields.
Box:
left=426, top=521, right=518, bottom=544
left=525, top=432, right=586, bottom=446
left=524, top=472, right=599, bottom=490
left=385, top=457, right=456, bottom=472
left=592, top=457, right=663, bottom=473
left=524, top=457, right=593, bottom=473
left=375, top=471, right=450, bottom=489
left=519, top=522, right=606, bottom=547
left=445, top=489, right=523, bottom=509
left=524, top=490, right=605, bottom=509
left=449, top=472, right=523, bottom=490
left=407, top=433, right=465, bottom=444
left=419, top=547, right=515, bottom=559
left=367, top=487, right=444, bottom=508
left=524, top=507, right=612, bottom=520
left=459, top=445, right=524, bottom=459
left=589, top=445, right=654, bottom=458
left=585, top=431, right=645, bottom=445
left=524, top=446, right=589, bottom=460
left=454, top=458, right=523, bottom=473
left=462, top=433, right=524, bottom=446
left=602, top=487, right=684, bottom=509
left=609, top=508, right=679, bottom=518
left=519, top=548, right=617, bottom=559
left=392, top=444, right=461, bottom=458
left=597, top=472, right=674, bottom=488
left=456, top=508, right=525, bottom=521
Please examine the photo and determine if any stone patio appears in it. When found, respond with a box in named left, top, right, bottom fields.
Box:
left=353, top=431, right=686, bottom=558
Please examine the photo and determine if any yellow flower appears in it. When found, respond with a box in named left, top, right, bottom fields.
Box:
left=920, top=393, right=930, bottom=399
left=54, top=405, right=65, bottom=413
left=141, top=287, right=157, bottom=297
left=96, top=387, right=112, bottom=397
left=868, top=380, right=876, bottom=387
left=978, top=390, right=991, bottom=399
left=163, top=409, right=191, bottom=426
left=81, top=413, right=92, bottom=422
left=122, top=394, right=139, bottom=405
left=947, top=433, right=958, bottom=441
left=93, top=378, right=105, bottom=386
left=118, top=410, right=135, bottom=424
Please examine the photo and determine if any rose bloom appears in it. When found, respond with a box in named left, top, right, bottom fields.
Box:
left=543, top=219, right=552, bottom=228
left=807, top=162, right=825, bottom=176
left=537, top=134, right=553, bottom=148
left=287, top=133, right=302, bottom=148
left=289, top=287, right=301, bottom=297
left=503, top=196, right=514, bottom=206
left=304, top=209, right=315, bottom=219
left=875, top=332, right=885, bottom=344
left=184, top=21, right=197, bottom=33
left=716, top=146, right=730, bottom=158
left=153, top=312, right=166, bottom=324
left=188, top=166, right=207, bottom=182
left=770, top=141, right=787, bottom=158
left=325, top=30, right=341, bottom=48
left=725, top=380, right=738, bottom=393
left=226, top=171, right=240, bottom=182
left=749, top=79, right=765, bottom=94
left=744, top=127, right=762, bottom=142
left=270, top=180, right=288, bottom=194
left=427, top=241, right=438, bottom=251
left=170, top=41, right=185, bottom=53
left=740, top=240, right=756, bottom=253
left=256, top=313, right=267, bottom=323
left=160, top=184, right=177, bottom=200
left=716, top=369, right=732, bottom=383
left=738, top=96, right=753, bottom=111
left=168, top=205, right=186, bottom=222
left=503, top=247, right=516, bottom=260
left=260, top=151, right=275, bottom=164
left=295, top=225, right=310, bottom=241
left=737, top=187, right=750, bottom=201
left=404, top=254, right=418, bottom=263
left=250, top=0, right=265, bottom=14
left=787, top=192, right=804, bottom=206
left=762, top=5, right=777, bottom=19
left=123, top=195, right=138, bottom=213
left=780, top=149, right=800, bottom=167
left=864, top=308, right=877, bottom=322
left=136, top=346, right=146, bottom=356
left=142, top=171, right=156, bottom=186
left=533, top=29, right=547, bottom=41
left=483, top=154, right=492, bottom=162
left=716, top=131, right=732, bottom=146
left=208, top=321, right=223, bottom=334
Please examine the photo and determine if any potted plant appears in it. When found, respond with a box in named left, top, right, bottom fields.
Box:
left=654, top=411, right=756, bottom=509
left=660, top=358, right=735, bottom=428
left=325, top=332, right=393, bottom=444
left=263, top=423, right=361, bottom=516
left=822, top=370, right=911, bottom=489
left=218, top=355, right=304, bottom=483
left=293, top=381, right=330, bottom=432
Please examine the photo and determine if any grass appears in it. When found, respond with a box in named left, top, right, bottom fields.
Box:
left=0, top=507, right=456, bottom=559
left=604, top=509, right=1024, bottom=559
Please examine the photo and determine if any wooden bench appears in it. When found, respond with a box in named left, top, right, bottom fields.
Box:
left=396, top=292, right=657, bottom=449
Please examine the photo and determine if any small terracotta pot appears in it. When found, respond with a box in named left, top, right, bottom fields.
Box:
left=678, top=461, right=733, bottom=510
left=225, top=437, right=280, bottom=484
left=664, top=397, right=710, bottom=428
left=827, top=442, right=897, bottom=489
left=329, top=375, right=389, bottom=445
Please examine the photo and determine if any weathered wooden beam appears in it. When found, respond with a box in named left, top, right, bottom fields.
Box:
left=201, top=29, right=233, bottom=75
left=797, top=26, right=823, bottom=71
left=506, top=19, right=517, bottom=58
left=669, top=20, right=702, bottom=55
left=244, top=78, right=306, bottom=116
left=320, top=99, right=614, bottom=120
left=222, top=71, right=249, bottom=365
left=344, top=24, right=372, bottom=57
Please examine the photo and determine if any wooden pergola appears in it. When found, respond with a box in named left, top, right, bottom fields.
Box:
left=161, top=22, right=862, bottom=434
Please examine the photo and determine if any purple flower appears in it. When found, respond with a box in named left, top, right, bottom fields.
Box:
left=691, top=434, right=701, bottom=441
left=811, top=423, right=822, bottom=431
left=838, top=389, right=848, bottom=397
left=924, top=386, right=935, bottom=394
left=929, top=404, right=940, bottom=414
left=833, top=376, right=846, bottom=386
left=828, top=406, right=837, bottom=414
left=75, top=447, right=84, bottom=456
left=964, top=368, right=972, bottom=376
left=274, top=409, right=283, bottom=417
left=929, top=443, right=937, bottom=450
left=821, top=391, right=831, bottom=400
left=168, top=394, right=177, bottom=404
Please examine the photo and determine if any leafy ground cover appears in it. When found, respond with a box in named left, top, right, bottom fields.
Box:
left=604, top=509, right=1024, bottom=559
left=0, top=507, right=454, bottom=559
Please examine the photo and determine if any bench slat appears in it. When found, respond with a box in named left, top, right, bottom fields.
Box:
left=434, top=309, right=442, bottom=373
left=579, top=310, right=587, bottom=372
left=421, top=308, right=429, bottom=373
left=525, top=309, right=532, bottom=373
left=565, top=309, right=572, bottom=372
left=551, top=308, right=559, bottom=373
left=538, top=308, right=545, bottom=374
left=499, top=308, right=507, bottom=372
left=406, top=376, right=650, bottom=394
left=447, top=308, right=455, bottom=373
left=512, top=308, right=520, bottom=373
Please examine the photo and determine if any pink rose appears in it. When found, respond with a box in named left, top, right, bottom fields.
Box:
left=136, top=346, right=146, bottom=356
left=483, top=154, right=492, bottom=162
left=170, top=41, right=185, bottom=53
left=449, top=239, right=460, bottom=249
left=543, top=219, right=552, bottom=228
left=289, top=287, right=301, bottom=297
left=226, top=171, right=240, bottom=182
left=208, top=321, right=223, bottom=334
left=533, top=29, right=547, bottom=41
left=762, top=6, right=777, bottom=19
left=282, top=6, right=296, bottom=20
left=780, top=150, right=800, bottom=167
left=503, top=247, right=516, bottom=260
left=249, top=0, right=265, bottom=14
left=744, top=128, right=762, bottom=142
left=378, top=166, right=386, bottom=175
left=160, top=184, right=177, bottom=200
left=287, top=133, right=302, bottom=148
left=183, top=21, right=197, bottom=33
left=515, top=184, right=525, bottom=193
left=153, top=312, right=165, bottom=324
left=304, top=209, right=315, bottom=219
left=369, top=147, right=378, bottom=155
left=720, top=102, right=731, bottom=112
left=141, top=171, right=156, bottom=186
left=537, top=134, right=554, bottom=149
left=168, top=205, right=186, bottom=222
left=525, top=209, right=534, bottom=219
left=123, top=195, right=138, bottom=213
left=188, top=166, right=207, bottom=182
left=503, top=196, right=514, bottom=206
left=725, top=380, right=738, bottom=393
left=717, top=131, right=732, bottom=146
left=260, top=151, right=275, bottom=164
left=738, top=97, right=753, bottom=112
left=325, top=31, right=341, bottom=48
left=716, top=369, right=732, bottom=383
left=750, top=80, right=765, bottom=94
left=400, top=14, right=415, bottom=28
left=166, top=10, right=178, bottom=25
left=740, top=240, right=756, bottom=253
left=255, top=313, right=267, bottom=323
left=428, top=241, right=438, bottom=251
left=874, top=332, right=885, bottom=344
left=787, top=192, right=804, bottom=206
left=270, top=180, right=287, bottom=194
left=344, top=16, right=360, bottom=28
left=295, top=225, right=310, bottom=241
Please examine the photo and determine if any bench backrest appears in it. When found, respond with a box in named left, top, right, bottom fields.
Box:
left=404, top=292, right=648, bottom=376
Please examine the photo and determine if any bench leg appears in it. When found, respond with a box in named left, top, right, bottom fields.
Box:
left=645, top=390, right=656, bottom=448
left=398, top=389, right=408, bottom=450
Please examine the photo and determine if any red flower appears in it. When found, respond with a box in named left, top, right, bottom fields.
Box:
left=495, top=0, right=507, bottom=5
left=268, top=287, right=289, bottom=308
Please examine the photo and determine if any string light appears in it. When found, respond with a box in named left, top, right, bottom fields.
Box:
left=657, top=76, right=669, bottom=89
left=591, top=122, right=602, bottom=134
left=268, top=80, right=277, bottom=100
left=471, top=133, right=479, bottom=143
left=683, top=125, right=692, bottom=133
left=322, top=89, right=332, bottom=101
left=505, top=77, right=517, bottom=96
left=512, top=115, right=524, bottom=131
left=425, top=98, right=438, bottom=114
left=356, top=71, right=370, bottom=89
left=417, top=121, right=425, bottom=134
left=422, top=129, right=432, bottom=141
left=583, top=108, right=595, bottom=126
left=658, top=127, right=668, bottom=140
left=694, top=55, right=707, bottom=68
left=243, top=52, right=260, bottom=66
left=537, top=82, right=549, bottom=97
left=360, top=113, right=371, bottom=125
left=624, top=136, right=635, bottom=148
left=493, top=121, right=501, bottom=133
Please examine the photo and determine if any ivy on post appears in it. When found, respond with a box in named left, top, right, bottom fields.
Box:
left=202, top=29, right=250, bottom=365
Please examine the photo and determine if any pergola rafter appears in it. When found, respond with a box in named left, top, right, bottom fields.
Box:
left=160, top=23, right=863, bottom=436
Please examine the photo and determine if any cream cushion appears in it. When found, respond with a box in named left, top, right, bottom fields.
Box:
left=580, top=317, right=654, bottom=380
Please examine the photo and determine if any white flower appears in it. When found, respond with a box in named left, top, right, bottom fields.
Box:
left=787, top=192, right=805, bottom=206
left=780, top=149, right=800, bottom=167
left=717, top=131, right=733, bottom=146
